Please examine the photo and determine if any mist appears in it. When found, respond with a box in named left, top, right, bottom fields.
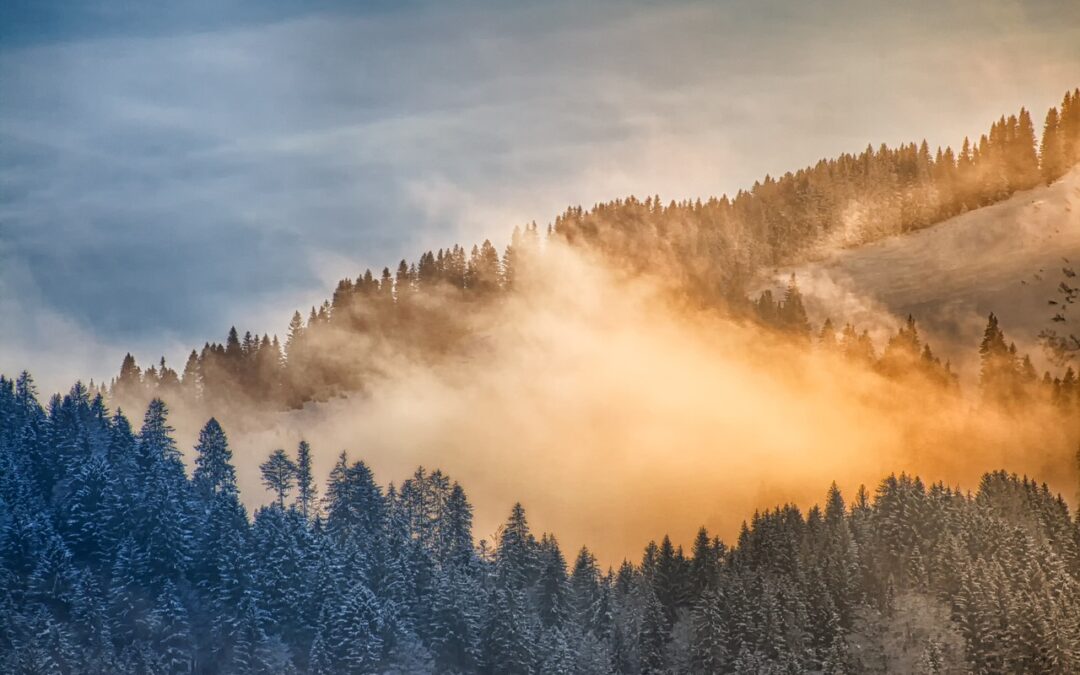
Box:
left=135, top=239, right=1074, bottom=567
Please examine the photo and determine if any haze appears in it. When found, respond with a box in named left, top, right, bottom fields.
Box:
left=148, top=241, right=1077, bottom=565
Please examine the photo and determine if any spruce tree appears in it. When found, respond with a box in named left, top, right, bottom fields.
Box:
left=260, top=449, right=297, bottom=508
left=1042, top=107, right=1065, bottom=184
left=496, top=503, right=537, bottom=591
left=294, top=440, right=317, bottom=520
left=536, top=534, right=569, bottom=629
left=192, top=417, right=237, bottom=502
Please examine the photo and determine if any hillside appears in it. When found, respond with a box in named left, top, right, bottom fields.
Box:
left=105, top=88, right=1080, bottom=412
left=763, top=166, right=1080, bottom=377
left=2, top=377, right=1079, bottom=673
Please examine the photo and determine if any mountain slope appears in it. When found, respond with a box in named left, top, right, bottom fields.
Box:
left=764, top=165, right=1080, bottom=377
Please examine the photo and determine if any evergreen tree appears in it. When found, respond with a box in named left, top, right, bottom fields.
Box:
left=428, top=568, right=480, bottom=673
left=536, top=534, right=569, bottom=629
left=134, top=399, right=193, bottom=586
left=690, top=589, right=728, bottom=673
left=1042, top=107, right=1066, bottom=184
left=479, top=587, right=535, bottom=675
left=151, top=579, right=194, bottom=675
left=442, top=483, right=475, bottom=568
left=293, top=440, right=317, bottom=520
left=192, top=418, right=237, bottom=502
left=979, top=313, right=1017, bottom=406
left=497, top=503, right=538, bottom=591
left=638, top=584, right=669, bottom=674
left=260, top=449, right=297, bottom=508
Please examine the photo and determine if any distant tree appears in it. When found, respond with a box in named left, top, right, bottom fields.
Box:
left=192, top=418, right=237, bottom=501
left=496, top=503, right=538, bottom=590
left=779, top=274, right=812, bottom=338
left=819, top=318, right=839, bottom=350
left=569, top=546, right=609, bottom=637
left=536, top=534, right=569, bottom=629
left=294, top=440, right=317, bottom=519
left=690, top=589, right=727, bottom=672
left=1013, top=108, right=1041, bottom=189
left=260, top=448, right=297, bottom=508
left=979, top=313, right=1018, bottom=405
left=442, top=483, right=475, bottom=568
left=114, top=353, right=143, bottom=401
left=1042, top=107, right=1066, bottom=184
left=324, top=454, right=386, bottom=553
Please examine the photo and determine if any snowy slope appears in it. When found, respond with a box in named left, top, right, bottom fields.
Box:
left=760, top=165, right=1080, bottom=377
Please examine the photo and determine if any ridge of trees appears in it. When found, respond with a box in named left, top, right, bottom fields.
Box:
left=2, top=373, right=1079, bottom=673
left=102, top=275, right=1080, bottom=422
left=107, top=88, right=1080, bottom=412
left=752, top=279, right=1080, bottom=409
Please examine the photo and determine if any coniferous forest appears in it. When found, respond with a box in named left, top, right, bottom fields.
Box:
left=105, top=89, right=1080, bottom=414
left=4, top=80, right=1080, bottom=675
left=3, top=374, right=1080, bottom=674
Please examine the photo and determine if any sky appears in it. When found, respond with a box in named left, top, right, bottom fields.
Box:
left=2, top=0, right=1079, bottom=395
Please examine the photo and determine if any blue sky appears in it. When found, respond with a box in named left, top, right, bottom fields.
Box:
left=2, top=0, right=1079, bottom=393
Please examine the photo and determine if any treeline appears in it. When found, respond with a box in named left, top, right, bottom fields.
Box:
left=756, top=278, right=1080, bottom=412
left=555, top=88, right=1080, bottom=292
left=750, top=277, right=959, bottom=390
left=752, top=279, right=1071, bottom=407
left=107, top=89, right=1080, bottom=413
left=111, top=272, right=1075, bottom=423
left=2, top=374, right=1079, bottom=673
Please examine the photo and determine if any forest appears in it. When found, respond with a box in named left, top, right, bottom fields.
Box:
left=1, top=373, right=1078, bottom=674
left=3, top=88, right=1080, bottom=675
left=104, top=89, right=1080, bottom=414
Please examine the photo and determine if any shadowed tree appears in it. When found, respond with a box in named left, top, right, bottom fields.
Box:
left=260, top=448, right=297, bottom=508
left=294, top=440, right=317, bottom=519
left=192, top=418, right=236, bottom=502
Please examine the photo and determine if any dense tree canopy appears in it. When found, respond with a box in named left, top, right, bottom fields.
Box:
left=1, top=374, right=1079, bottom=673
left=6, top=87, right=1080, bottom=673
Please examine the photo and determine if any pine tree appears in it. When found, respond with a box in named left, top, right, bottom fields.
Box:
left=819, top=318, right=838, bottom=350
left=60, top=455, right=113, bottom=567
left=569, top=546, right=610, bottom=638
left=135, top=399, right=193, bottom=585
left=638, top=584, right=669, bottom=674
left=260, top=448, right=297, bottom=508
left=428, top=568, right=480, bottom=673
left=151, top=579, right=194, bottom=675
left=192, top=417, right=237, bottom=502
left=479, top=587, right=535, bottom=675
left=779, top=274, right=812, bottom=338
left=1042, top=107, right=1066, bottom=184
left=114, top=353, right=143, bottom=402
left=979, top=313, right=1017, bottom=406
left=536, top=534, right=569, bottom=629
left=496, top=503, right=537, bottom=591
left=294, top=440, right=317, bottom=520
left=442, top=483, right=475, bottom=568
left=690, top=589, right=728, bottom=673
left=323, top=454, right=386, bottom=558
left=652, top=535, right=685, bottom=625
left=1013, top=108, right=1041, bottom=189
left=689, top=526, right=719, bottom=597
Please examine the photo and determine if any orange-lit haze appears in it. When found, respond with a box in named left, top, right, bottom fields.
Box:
left=157, top=239, right=1078, bottom=567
